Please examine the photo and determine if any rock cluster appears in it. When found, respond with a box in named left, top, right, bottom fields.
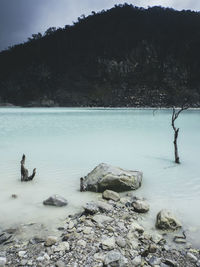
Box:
left=0, top=191, right=199, bottom=267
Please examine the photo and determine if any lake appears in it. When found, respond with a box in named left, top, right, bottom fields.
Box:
left=0, top=108, right=199, bottom=244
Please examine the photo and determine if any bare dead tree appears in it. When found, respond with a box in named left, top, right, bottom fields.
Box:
left=171, top=106, right=188, bottom=164
left=20, top=154, right=36, bottom=181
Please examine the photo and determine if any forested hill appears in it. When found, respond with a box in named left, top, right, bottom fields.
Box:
left=0, top=4, right=200, bottom=107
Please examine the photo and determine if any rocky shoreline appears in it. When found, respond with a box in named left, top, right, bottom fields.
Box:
left=0, top=191, right=200, bottom=267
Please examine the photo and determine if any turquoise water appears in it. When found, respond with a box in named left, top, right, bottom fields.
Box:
left=0, top=108, right=200, bottom=243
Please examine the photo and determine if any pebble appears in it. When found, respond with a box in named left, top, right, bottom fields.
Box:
left=45, top=236, right=58, bottom=246
left=18, top=251, right=26, bottom=258
left=0, top=257, right=6, bottom=266
left=132, top=255, right=142, bottom=266
left=77, top=239, right=87, bottom=247
left=187, top=252, right=198, bottom=263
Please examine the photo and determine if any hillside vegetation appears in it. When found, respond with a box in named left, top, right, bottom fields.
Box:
left=0, top=4, right=200, bottom=107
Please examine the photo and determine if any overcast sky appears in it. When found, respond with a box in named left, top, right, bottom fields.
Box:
left=0, top=0, right=200, bottom=51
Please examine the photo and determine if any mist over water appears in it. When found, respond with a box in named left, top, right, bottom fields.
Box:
left=0, top=108, right=199, bottom=244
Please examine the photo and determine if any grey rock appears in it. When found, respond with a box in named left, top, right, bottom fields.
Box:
left=54, top=241, right=70, bottom=252
left=45, top=236, right=58, bottom=246
left=196, top=260, right=200, bottom=267
left=0, top=257, right=6, bottom=266
left=83, top=227, right=92, bottom=234
left=156, top=210, right=182, bottom=231
left=101, top=236, right=116, bottom=250
left=43, top=195, right=68, bottom=207
left=130, top=221, right=144, bottom=233
left=77, top=239, right=87, bottom=247
left=92, top=215, right=113, bottom=224
left=96, top=201, right=113, bottom=212
left=82, top=163, right=142, bottom=192
left=0, top=233, right=12, bottom=244
left=56, top=260, right=66, bottom=267
left=103, top=190, right=120, bottom=202
left=20, top=259, right=28, bottom=266
left=83, top=202, right=99, bottom=214
left=162, top=259, right=177, bottom=266
left=104, top=250, right=127, bottom=267
left=150, top=232, right=164, bottom=244
left=116, top=236, right=126, bottom=248
left=18, top=251, right=26, bottom=258
left=132, top=199, right=149, bottom=213
left=148, top=244, right=157, bottom=253
left=132, top=255, right=142, bottom=266
left=149, top=256, right=161, bottom=266
left=186, top=252, right=197, bottom=263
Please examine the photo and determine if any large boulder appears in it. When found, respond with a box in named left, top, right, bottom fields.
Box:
left=156, top=209, right=182, bottom=231
left=82, top=163, right=142, bottom=192
left=43, top=195, right=68, bottom=207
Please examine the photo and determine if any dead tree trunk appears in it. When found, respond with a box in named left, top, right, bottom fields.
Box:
left=20, top=154, right=36, bottom=181
left=171, top=106, right=188, bottom=164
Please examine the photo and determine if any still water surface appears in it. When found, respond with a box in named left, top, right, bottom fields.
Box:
left=0, top=108, right=199, bottom=243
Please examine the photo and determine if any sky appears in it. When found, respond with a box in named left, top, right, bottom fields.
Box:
left=0, top=0, right=200, bottom=51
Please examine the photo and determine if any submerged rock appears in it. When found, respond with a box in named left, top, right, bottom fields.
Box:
left=156, top=209, right=182, bottom=231
left=82, top=163, right=142, bottom=192
left=43, top=195, right=68, bottom=207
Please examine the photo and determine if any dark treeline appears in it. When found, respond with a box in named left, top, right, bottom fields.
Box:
left=0, top=4, right=200, bottom=107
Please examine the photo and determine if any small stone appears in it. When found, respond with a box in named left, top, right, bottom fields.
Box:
left=106, top=225, right=114, bottom=232
left=196, top=260, right=200, bottom=267
left=83, top=227, right=92, bottom=234
left=20, top=260, right=27, bottom=266
left=130, top=221, right=144, bottom=233
left=0, top=233, right=12, bottom=244
left=84, top=220, right=94, bottom=227
left=18, top=251, right=26, bottom=258
left=92, top=215, right=113, bottom=224
left=148, top=244, right=157, bottom=253
left=68, top=221, right=74, bottom=229
left=36, top=256, right=45, bottom=262
left=101, top=236, right=116, bottom=250
left=0, top=257, right=6, bottom=266
left=151, top=232, right=164, bottom=244
left=130, top=240, right=139, bottom=250
left=103, top=190, right=120, bottom=202
left=43, top=195, right=68, bottom=207
left=94, top=252, right=105, bottom=262
left=77, top=239, right=87, bottom=247
left=132, top=255, right=142, bottom=266
left=163, top=259, right=176, bottom=266
left=45, top=236, right=58, bottom=246
left=132, top=200, right=149, bottom=213
left=148, top=256, right=161, bottom=266
left=104, top=250, right=127, bottom=266
left=54, top=242, right=70, bottom=252
left=96, top=201, right=113, bottom=212
left=83, top=202, right=99, bottom=215
left=116, top=236, right=126, bottom=248
left=187, top=252, right=197, bottom=263
left=55, top=260, right=65, bottom=267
